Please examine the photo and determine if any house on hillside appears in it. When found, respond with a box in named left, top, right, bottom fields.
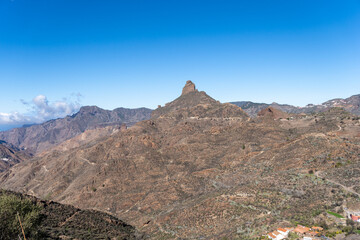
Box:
left=267, top=225, right=323, bottom=240
left=267, top=227, right=292, bottom=240
left=350, top=215, right=360, bottom=222
left=311, top=226, right=323, bottom=231
left=267, top=231, right=284, bottom=240
left=293, top=225, right=310, bottom=234
left=344, top=201, right=360, bottom=222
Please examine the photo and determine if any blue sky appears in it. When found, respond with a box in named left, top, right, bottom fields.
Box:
left=0, top=0, right=360, bottom=129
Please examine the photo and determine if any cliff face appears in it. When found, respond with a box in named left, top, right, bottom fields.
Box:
left=181, top=80, right=197, bottom=95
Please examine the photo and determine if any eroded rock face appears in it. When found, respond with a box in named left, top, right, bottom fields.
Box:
left=181, top=80, right=197, bottom=95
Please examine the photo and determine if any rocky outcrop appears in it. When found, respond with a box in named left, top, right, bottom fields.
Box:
left=181, top=80, right=197, bottom=95
left=152, top=81, right=248, bottom=120
left=257, top=107, right=290, bottom=120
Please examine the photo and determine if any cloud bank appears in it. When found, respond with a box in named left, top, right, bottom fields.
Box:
left=0, top=94, right=82, bottom=128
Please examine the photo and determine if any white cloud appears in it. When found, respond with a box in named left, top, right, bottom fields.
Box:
left=31, top=94, right=81, bottom=121
left=0, top=94, right=82, bottom=127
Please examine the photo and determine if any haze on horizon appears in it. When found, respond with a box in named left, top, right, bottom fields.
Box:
left=0, top=0, right=359, bottom=130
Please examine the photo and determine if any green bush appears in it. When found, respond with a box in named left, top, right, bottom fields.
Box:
left=0, top=192, right=43, bottom=240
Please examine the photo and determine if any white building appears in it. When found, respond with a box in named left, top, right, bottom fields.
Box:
left=267, top=228, right=291, bottom=240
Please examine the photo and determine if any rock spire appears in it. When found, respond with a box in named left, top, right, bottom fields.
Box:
left=181, top=80, right=197, bottom=95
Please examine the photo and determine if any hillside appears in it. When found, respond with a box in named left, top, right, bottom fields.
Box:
left=0, top=190, right=142, bottom=239
left=0, top=106, right=152, bottom=155
left=1, top=82, right=360, bottom=239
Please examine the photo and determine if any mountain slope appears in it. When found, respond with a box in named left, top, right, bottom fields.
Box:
left=1, top=82, right=360, bottom=239
left=0, top=141, right=30, bottom=172
left=0, top=106, right=152, bottom=154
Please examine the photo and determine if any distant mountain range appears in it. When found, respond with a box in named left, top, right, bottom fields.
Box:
left=231, top=94, right=360, bottom=117
left=0, top=93, right=358, bottom=156
left=0, top=106, right=152, bottom=154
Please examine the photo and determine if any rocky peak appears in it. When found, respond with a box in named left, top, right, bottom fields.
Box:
left=151, top=81, right=248, bottom=120
left=182, top=80, right=197, bottom=95
left=78, top=106, right=103, bottom=114
left=258, top=107, right=289, bottom=120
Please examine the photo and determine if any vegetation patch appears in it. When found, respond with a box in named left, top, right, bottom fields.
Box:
left=327, top=211, right=345, bottom=218
left=0, top=190, right=141, bottom=240
left=0, top=190, right=43, bottom=240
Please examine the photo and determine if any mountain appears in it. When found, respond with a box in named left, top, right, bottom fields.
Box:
left=0, top=190, right=142, bottom=239
left=322, top=94, right=360, bottom=115
left=0, top=141, right=30, bottom=172
left=0, top=106, right=152, bottom=155
left=152, top=80, right=248, bottom=120
left=231, top=94, right=360, bottom=117
left=1, top=82, right=360, bottom=239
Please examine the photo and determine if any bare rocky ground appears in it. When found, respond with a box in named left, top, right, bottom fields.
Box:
left=1, top=82, right=360, bottom=239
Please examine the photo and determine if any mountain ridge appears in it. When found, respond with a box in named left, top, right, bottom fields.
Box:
left=231, top=93, right=360, bottom=117
left=0, top=106, right=152, bottom=154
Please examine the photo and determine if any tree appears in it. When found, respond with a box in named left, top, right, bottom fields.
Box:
left=0, top=191, right=43, bottom=240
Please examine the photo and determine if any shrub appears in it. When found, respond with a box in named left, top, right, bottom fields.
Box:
left=335, top=162, right=343, bottom=168
left=0, top=191, right=43, bottom=240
